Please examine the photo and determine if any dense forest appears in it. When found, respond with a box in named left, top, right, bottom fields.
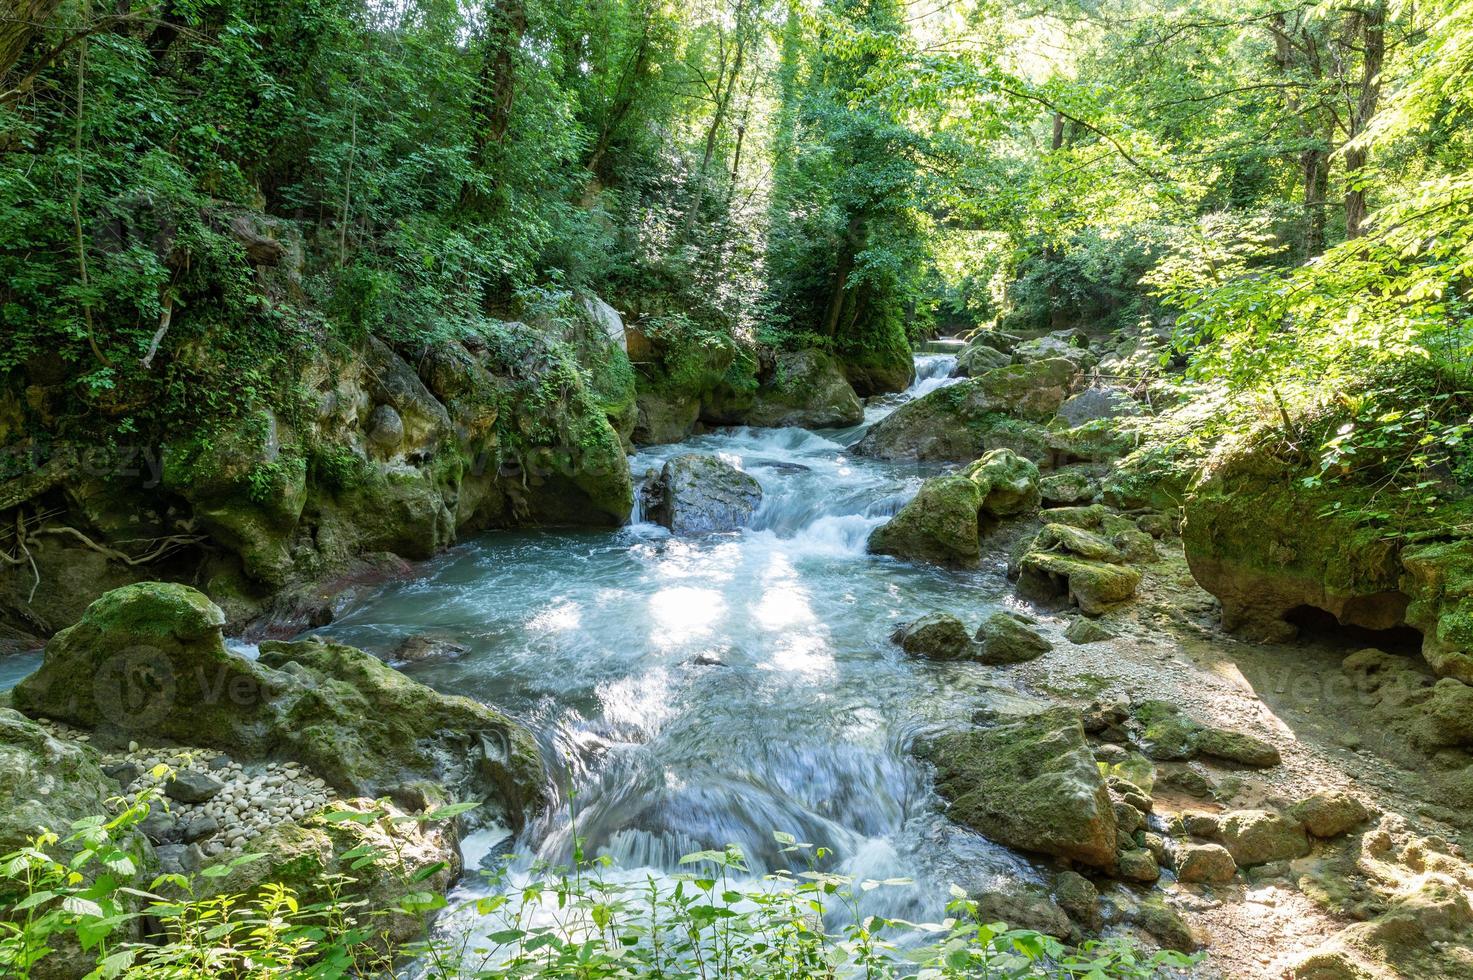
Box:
left=2, top=0, right=1472, bottom=976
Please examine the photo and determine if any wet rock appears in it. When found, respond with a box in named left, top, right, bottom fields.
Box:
left=867, top=475, right=983, bottom=567
left=1291, top=791, right=1371, bottom=839
left=921, top=707, right=1119, bottom=869
left=975, top=883, right=1074, bottom=938
left=1107, top=775, right=1153, bottom=815
left=741, top=350, right=863, bottom=429
left=1039, top=468, right=1099, bottom=506
left=102, top=760, right=141, bottom=786
left=964, top=449, right=1041, bottom=518
left=140, top=808, right=183, bottom=844
left=183, top=813, right=220, bottom=843
left=1054, top=870, right=1102, bottom=930
left=974, top=612, right=1052, bottom=665
left=164, top=769, right=225, bottom=804
left=1216, top=809, right=1310, bottom=866
left=1117, top=847, right=1160, bottom=883
left=1177, top=843, right=1237, bottom=884
left=645, top=454, right=762, bottom=535
left=14, top=584, right=546, bottom=832
left=892, top=613, right=974, bottom=661
left=392, top=632, right=471, bottom=664
left=1082, top=699, right=1130, bottom=736
left=1065, top=617, right=1115, bottom=644
left=1183, top=812, right=1222, bottom=838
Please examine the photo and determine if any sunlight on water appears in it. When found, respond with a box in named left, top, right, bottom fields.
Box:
left=320, top=354, right=1042, bottom=931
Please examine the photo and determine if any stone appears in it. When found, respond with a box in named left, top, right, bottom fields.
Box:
left=1117, top=847, right=1160, bottom=883
left=1132, top=895, right=1200, bottom=952
left=391, top=632, right=471, bottom=664
left=1014, top=336, right=1097, bottom=371
left=853, top=362, right=1077, bottom=463
left=1065, top=617, right=1115, bottom=644
left=891, top=613, right=974, bottom=661
left=1216, top=809, right=1310, bottom=866
left=974, top=612, right=1052, bottom=664
left=1132, top=701, right=1280, bottom=768
left=12, top=585, right=546, bottom=833
left=193, top=799, right=460, bottom=951
left=1196, top=727, right=1282, bottom=768
left=1054, top=870, right=1101, bottom=930
left=140, top=808, right=183, bottom=844
left=867, top=475, right=983, bottom=567
left=101, top=760, right=141, bottom=786
left=963, top=449, right=1042, bottom=518
left=645, top=454, right=762, bottom=535
left=1183, top=812, right=1222, bottom=838
left=1018, top=552, right=1142, bottom=615
left=1290, top=791, right=1370, bottom=839
left=975, top=884, right=1074, bottom=938
left=1176, top=843, right=1237, bottom=884
left=1057, top=387, right=1140, bottom=427
left=955, top=340, right=1011, bottom=377
left=164, top=770, right=225, bottom=804
left=921, top=707, right=1118, bottom=869
left=740, top=350, right=863, bottom=429
left=366, top=403, right=405, bottom=451
left=1039, top=468, right=1099, bottom=506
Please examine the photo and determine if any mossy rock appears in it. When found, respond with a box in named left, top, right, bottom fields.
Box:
left=739, top=350, right=862, bottom=429
left=867, top=475, right=983, bottom=567
left=838, top=338, right=916, bottom=396
left=854, top=372, right=1059, bottom=463
left=920, top=707, right=1119, bottom=869
left=975, top=611, right=1052, bottom=664
left=13, top=584, right=547, bottom=830
left=1018, top=552, right=1142, bottom=615
left=1215, top=809, right=1310, bottom=866
left=955, top=340, right=1011, bottom=376
left=0, top=708, right=131, bottom=859
left=891, top=612, right=974, bottom=661
left=1040, top=468, right=1100, bottom=506
left=963, top=449, right=1042, bottom=518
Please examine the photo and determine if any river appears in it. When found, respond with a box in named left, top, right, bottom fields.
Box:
left=318, top=353, right=1043, bottom=924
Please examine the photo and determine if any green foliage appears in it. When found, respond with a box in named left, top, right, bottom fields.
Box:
left=2, top=799, right=1200, bottom=979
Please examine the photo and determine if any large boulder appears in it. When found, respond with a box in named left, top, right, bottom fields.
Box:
left=974, top=612, right=1053, bottom=664
left=1056, top=387, right=1139, bottom=427
left=740, top=350, right=863, bottom=428
left=12, top=583, right=546, bottom=830
left=867, top=476, right=983, bottom=567
left=891, top=613, right=974, bottom=661
left=1014, top=335, right=1098, bottom=371
left=1184, top=428, right=1473, bottom=684
left=963, top=449, right=1042, bottom=517
left=1131, top=701, right=1281, bottom=768
left=643, top=454, right=763, bottom=535
left=954, top=340, right=1011, bottom=377
left=0, top=708, right=127, bottom=858
left=193, top=799, right=459, bottom=950
left=922, top=707, right=1119, bottom=869
left=854, top=359, right=1079, bottom=463
left=1213, top=809, right=1310, bottom=866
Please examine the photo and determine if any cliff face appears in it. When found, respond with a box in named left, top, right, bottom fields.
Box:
left=0, top=216, right=637, bottom=645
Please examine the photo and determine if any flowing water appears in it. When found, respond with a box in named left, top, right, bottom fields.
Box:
left=320, top=352, right=1046, bottom=922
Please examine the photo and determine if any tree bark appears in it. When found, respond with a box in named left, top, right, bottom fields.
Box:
left=1, top=0, right=65, bottom=79
left=1343, top=0, right=1385, bottom=238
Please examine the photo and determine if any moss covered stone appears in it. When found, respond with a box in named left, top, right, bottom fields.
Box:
left=867, top=475, right=983, bottom=567
left=891, top=612, right=974, bottom=661
left=964, top=449, right=1042, bottom=517
left=740, top=350, right=863, bottom=429
left=975, top=611, right=1052, bottom=664
left=13, top=584, right=547, bottom=830
left=1018, top=552, right=1141, bottom=615
left=921, top=707, right=1119, bottom=869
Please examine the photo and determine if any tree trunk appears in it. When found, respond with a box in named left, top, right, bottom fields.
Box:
left=1, top=0, right=65, bottom=79
left=1344, top=1, right=1385, bottom=239
left=1303, top=144, right=1329, bottom=257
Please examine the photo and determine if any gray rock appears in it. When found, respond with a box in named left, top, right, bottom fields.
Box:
left=1039, top=468, right=1099, bottom=506
left=367, top=403, right=405, bottom=450
left=646, top=454, right=762, bottom=535
left=1176, top=843, right=1237, bottom=884
left=1290, top=791, right=1370, bottom=838
left=102, top=760, right=141, bottom=786
left=184, top=813, right=220, bottom=843
left=1065, top=617, right=1115, bottom=644
left=140, top=809, right=183, bottom=844
left=1057, top=387, right=1140, bottom=427
left=1054, top=870, right=1101, bottom=930
left=392, top=632, right=471, bottom=664
left=165, top=770, right=226, bottom=804
left=1216, top=809, right=1310, bottom=866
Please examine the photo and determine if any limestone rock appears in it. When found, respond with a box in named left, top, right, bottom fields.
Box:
left=922, top=707, right=1119, bottom=869
left=964, top=449, right=1042, bottom=518
left=1057, top=386, right=1140, bottom=427
left=1065, top=617, right=1115, bottom=644
left=1216, top=809, right=1310, bottom=866
left=13, top=584, right=546, bottom=831
left=0, top=709, right=127, bottom=858
left=1117, top=847, right=1160, bottom=882
left=1053, top=870, right=1101, bottom=929
left=954, top=340, right=1011, bottom=376
left=1291, top=791, right=1370, bottom=839
left=891, top=613, right=974, bottom=661
left=1176, top=843, right=1237, bottom=884
left=741, top=350, right=863, bottom=429
left=1039, top=468, right=1099, bottom=506
left=867, top=475, right=983, bottom=567
left=645, top=454, right=763, bottom=535
left=975, top=884, right=1075, bottom=938
left=974, top=612, right=1052, bottom=665
left=1018, top=552, right=1142, bottom=616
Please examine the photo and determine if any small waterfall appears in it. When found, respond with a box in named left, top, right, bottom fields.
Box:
left=908, top=353, right=959, bottom=399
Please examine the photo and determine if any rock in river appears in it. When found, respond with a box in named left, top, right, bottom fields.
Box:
left=643, top=453, right=763, bottom=535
